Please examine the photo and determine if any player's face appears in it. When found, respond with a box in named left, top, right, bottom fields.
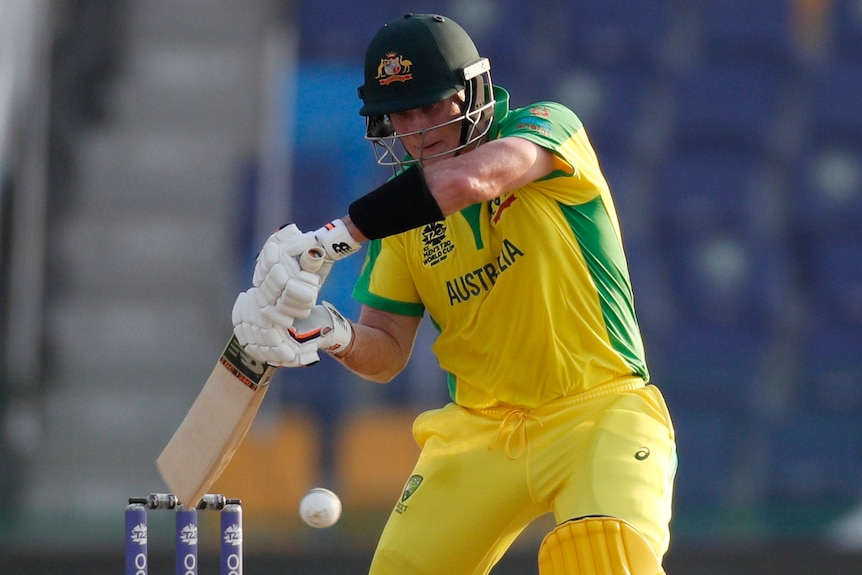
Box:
left=388, top=94, right=465, bottom=165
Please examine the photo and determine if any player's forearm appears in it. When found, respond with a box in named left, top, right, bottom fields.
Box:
left=423, top=137, right=558, bottom=213
left=329, top=321, right=410, bottom=383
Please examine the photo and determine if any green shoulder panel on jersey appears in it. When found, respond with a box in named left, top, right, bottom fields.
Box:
left=497, top=100, right=583, bottom=181
left=352, top=238, right=426, bottom=316
left=558, top=197, right=649, bottom=381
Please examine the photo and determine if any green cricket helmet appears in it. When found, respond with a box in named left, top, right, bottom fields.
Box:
left=357, top=13, right=495, bottom=167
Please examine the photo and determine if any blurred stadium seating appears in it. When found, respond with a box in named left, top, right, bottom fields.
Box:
left=699, top=0, right=795, bottom=67
left=671, top=63, right=785, bottom=153
left=555, top=0, right=672, bottom=69
left=831, top=0, right=862, bottom=63
left=809, top=62, right=862, bottom=142
left=764, top=412, right=862, bottom=506
left=792, top=144, right=862, bottom=236
left=669, top=412, right=742, bottom=510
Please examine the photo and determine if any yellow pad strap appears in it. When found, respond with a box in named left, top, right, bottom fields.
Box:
left=538, top=517, right=665, bottom=575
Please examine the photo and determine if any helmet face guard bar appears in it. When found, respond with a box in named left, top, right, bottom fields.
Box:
left=365, top=58, right=495, bottom=169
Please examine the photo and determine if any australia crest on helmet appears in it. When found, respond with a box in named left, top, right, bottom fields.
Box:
left=377, top=52, right=413, bottom=85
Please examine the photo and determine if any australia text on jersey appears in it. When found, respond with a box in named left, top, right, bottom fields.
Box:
left=445, top=238, right=524, bottom=305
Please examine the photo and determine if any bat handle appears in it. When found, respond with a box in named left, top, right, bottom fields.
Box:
left=300, top=245, right=326, bottom=273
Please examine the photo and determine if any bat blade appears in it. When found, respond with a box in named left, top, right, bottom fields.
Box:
left=157, top=244, right=326, bottom=506
left=156, top=335, right=275, bottom=506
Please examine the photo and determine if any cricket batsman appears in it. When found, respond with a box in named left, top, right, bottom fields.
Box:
left=232, top=13, right=677, bottom=575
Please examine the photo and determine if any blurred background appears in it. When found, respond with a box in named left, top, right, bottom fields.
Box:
left=2, top=0, right=861, bottom=572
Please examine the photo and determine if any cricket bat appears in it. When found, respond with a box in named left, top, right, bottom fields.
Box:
left=157, top=246, right=325, bottom=507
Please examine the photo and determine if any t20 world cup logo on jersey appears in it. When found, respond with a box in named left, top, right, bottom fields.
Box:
left=422, top=221, right=454, bottom=266
left=377, top=52, right=413, bottom=85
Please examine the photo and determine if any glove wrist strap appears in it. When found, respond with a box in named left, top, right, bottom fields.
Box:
left=321, top=301, right=354, bottom=356
left=315, top=219, right=362, bottom=260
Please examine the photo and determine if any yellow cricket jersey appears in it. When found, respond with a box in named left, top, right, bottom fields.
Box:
left=353, top=87, right=648, bottom=409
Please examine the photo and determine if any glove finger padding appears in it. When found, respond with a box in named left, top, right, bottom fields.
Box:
left=277, top=269, right=322, bottom=306
left=253, top=224, right=299, bottom=287
left=256, top=261, right=321, bottom=324
left=232, top=290, right=286, bottom=331
left=252, top=240, right=281, bottom=287
left=257, top=259, right=317, bottom=301
left=253, top=225, right=321, bottom=287
left=232, top=288, right=320, bottom=367
left=233, top=288, right=294, bottom=331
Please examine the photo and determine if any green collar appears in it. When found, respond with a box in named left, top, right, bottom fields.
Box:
left=489, top=85, right=511, bottom=140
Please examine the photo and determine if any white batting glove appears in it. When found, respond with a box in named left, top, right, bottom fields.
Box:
left=252, top=219, right=362, bottom=325
left=288, top=301, right=354, bottom=356
left=252, top=224, right=325, bottom=326
left=253, top=224, right=318, bottom=285
left=254, top=219, right=360, bottom=287
left=232, top=289, right=321, bottom=367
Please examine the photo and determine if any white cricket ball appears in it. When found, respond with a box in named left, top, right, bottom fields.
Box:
left=299, top=487, right=342, bottom=528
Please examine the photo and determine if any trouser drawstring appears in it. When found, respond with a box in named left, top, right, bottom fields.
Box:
left=489, top=409, right=542, bottom=460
